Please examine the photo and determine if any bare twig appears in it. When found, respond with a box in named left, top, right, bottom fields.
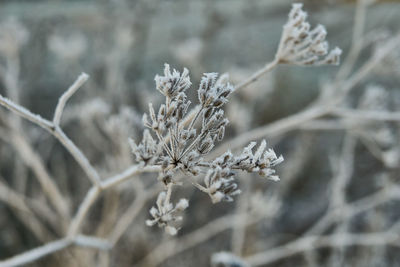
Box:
left=0, top=94, right=53, bottom=129
left=53, top=73, right=89, bottom=126
left=10, top=133, right=69, bottom=219
left=0, top=90, right=101, bottom=186
left=245, top=231, right=400, bottom=266
left=235, top=59, right=279, bottom=91
left=0, top=236, right=111, bottom=267
left=67, top=186, right=101, bottom=238
left=138, top=211, right=265, bottom=267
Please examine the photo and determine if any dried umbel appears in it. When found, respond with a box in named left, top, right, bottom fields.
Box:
left=276, top=3, right=342, bottom=66
left=130, top=64, right=284, bottom=234
left=146, top=186, right=189, bottom=235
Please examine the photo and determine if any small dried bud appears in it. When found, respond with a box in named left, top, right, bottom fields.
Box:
left=198, top=135, right=215, bottom=154
left=155, top=64, right=191, bottom=99
left=204, top=167, right=241, bottom=203
left=217, top=126, right=225, bottom=141
left=146, top=190, right=189, bottom=235
left=204, top=108, right=214, bottom=119
left=158, top=171, right=173, bottom=185
left=129, top=130, right=161, bottom=165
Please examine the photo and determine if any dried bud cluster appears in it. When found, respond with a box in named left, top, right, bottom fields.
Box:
left=128, top=130, right=160, bottom=166
left=130, top=64, right=284, bottom=234
left=203, top=167, right=240, bottom=203
left=198, top=73, right=233, bottom=109
left=233, top=140, right=284, bottom=180
left=146, top=189, right=189, bottom=235
left=199, top=140, right=283, bottom=203
left=276, top=3, right=342, bottom=66
left=154, top=63, right=191, bottom=98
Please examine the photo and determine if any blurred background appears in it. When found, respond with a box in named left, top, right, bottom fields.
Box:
left=0, top=0, right=400, bottom=266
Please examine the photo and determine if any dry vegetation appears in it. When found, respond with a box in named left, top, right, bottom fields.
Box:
left=0, top=1, right=400, bottom=266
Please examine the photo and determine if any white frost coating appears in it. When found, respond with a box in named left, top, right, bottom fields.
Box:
left=53, top=72, right=89, bottom=125
left=0, top=94, right=53, bottom=129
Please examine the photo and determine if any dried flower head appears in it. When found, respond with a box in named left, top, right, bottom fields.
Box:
left=146, top=187, right=189, bottom=235
left=276, top=3, right=342, bottom=66
left=203, top=166, right=240, bottom=203
left=129, top=63, right=284, bottom=234
left=154, top=63, right=191, bottom=98
left=129, top=129, right=161, bottom=166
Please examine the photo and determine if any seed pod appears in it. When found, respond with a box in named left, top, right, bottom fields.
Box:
left=158, top=104, right=166, bottom=117
left=177, top=105, right=185, bottom=120
left=213, top=99, right=224, bottom=107
left=167, top=102, right=177, bottom=117
left=198, top=136, right=214, bottom=154
left=204, top=108, right=214, bottom=120
left=198, top=88, right=206, bottom=102
left=204, top=95, right=215, bottom=107
left=217, top=126, right=225, bottom=141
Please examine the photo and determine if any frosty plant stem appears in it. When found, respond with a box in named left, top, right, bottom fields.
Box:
left=235, top=58, right=279, bottom=91
left=53, top=72, right=89, bottom=125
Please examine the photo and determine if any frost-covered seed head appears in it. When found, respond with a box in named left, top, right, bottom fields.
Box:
left=276, top=3, right=342, bottom=66
left=155, top=63, right=191, bottom=99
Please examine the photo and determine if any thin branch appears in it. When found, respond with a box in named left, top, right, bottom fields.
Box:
left=74, top=235, right=112, bottom=250
left=0, top=178, right=53, bottom=242
left=10, top=133, right=69, bottom=219
left=68, top=164, right=161, bottom=238
left=0, top=239, right=72, bottom=267
left=304, top=185, right=400, bottom=237
left=332, top=108, right=400, bottom=122
left=53, top=125, right=101, bottom=186
left=101, top=165, right=161, bottom=189
left=67, top=186, right=101, bottom=238
left=0, top=178, right=32, bottom=213
left=53, top=73, right=89, bottom=125
left=245, top=231, right=400, bottom=266
left=179, top=59, right=279, bottom=131
left=213, top=34, right=400, bottom=156
left=138, top=211, right=264, bottom=267
left=0, top=88, right=101, bottom=186
left=0, top=235, right=111, bottom=267
left=235, top=59, right=279, bottom=91
left=0, top=94, right=53, bottom=129
left=231, top=179, right=250, bottom=256
left=300, top=119, right=348, bottom=131
left=335, top=0, right=368, bottom=80
left=109, top=186, right=160, bottom=245
left=212, top=105, right=328, bottom=157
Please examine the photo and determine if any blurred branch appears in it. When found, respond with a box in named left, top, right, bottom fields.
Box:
left=0, top=235, right=111, bottom=267
left=245, top=231, right=400, bottom=266
left=53, top=73, right=89, bottom=126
